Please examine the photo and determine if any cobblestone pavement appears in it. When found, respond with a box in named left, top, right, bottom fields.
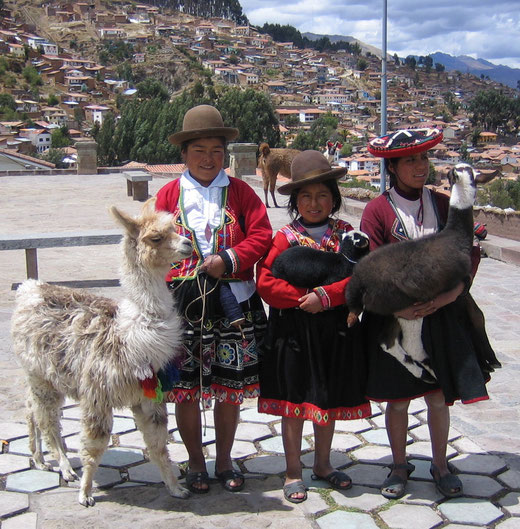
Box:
left=1, top=172, right=520, bottom=529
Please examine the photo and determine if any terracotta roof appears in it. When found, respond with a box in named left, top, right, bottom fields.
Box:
left=146, top=164, right=185, bottom=174
left=0, top=149, right=55, bottom=168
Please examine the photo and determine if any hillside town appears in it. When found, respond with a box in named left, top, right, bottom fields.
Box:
left=1, top=0, right=520, bottom=191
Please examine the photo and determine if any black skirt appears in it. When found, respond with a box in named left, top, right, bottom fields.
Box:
left=363, top=294, right=500, bottom=405
left=258, top=305, right=372, bottom=424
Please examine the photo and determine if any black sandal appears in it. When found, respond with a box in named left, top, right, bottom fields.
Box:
left=430, top=463, right=463, bottom=498
left=185, top=470, right=210, bottom=494
left=283, top=480, right=307, bottom=503
left=381, top=462, right=415, bottom=499
left=215, top=469, right=245, bottom=492
left=311, top=470, right=352, bottom=490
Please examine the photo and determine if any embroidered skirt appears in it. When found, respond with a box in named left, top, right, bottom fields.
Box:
left=164, top=276, right=266, bottom=409
left=258, top=306, right=372, bottom=425
left=363, top=294, right=500, bottom=405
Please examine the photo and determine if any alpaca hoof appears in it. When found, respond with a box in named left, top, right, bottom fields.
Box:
left=170, top=485, right=191, bottom=499
left=33, top=460, right=52, bottom=471
left=62, top=468, right=79, bottom=482
left=78, top=493, right=95, bottom=507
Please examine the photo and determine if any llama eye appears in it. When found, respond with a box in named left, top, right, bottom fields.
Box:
left=149, top=236, right=163, bottom=243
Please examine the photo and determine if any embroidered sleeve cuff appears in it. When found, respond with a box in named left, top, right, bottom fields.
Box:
left=313, top=287, right=331, bottom=309
left=218, top=249, right=239, bottom=274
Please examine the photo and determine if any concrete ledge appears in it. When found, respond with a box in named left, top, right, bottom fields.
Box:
left=480, top=235, right=520, bottom=266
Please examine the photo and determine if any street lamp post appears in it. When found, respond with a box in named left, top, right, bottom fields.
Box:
left=380, top=0, right=388, bottom=193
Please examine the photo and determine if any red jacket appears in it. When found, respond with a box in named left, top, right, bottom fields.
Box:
left=361, top=189, right=480, bottom=277
left=156, top=177, right=272, bottom=282
left=256, top=219, right=354, bottom=309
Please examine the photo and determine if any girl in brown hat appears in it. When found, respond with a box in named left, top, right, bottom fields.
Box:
left=256, top=150, right=371, bottom=503
left=155, top=105, right=272, bottom=494
left=361, top=128, right=497, bottom=499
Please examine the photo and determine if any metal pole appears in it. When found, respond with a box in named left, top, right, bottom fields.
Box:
left=380, top=0, right=388, bottom=193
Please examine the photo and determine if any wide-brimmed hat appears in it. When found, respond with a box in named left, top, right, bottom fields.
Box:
left=168, top=104, right=239, bottom=145
left=367, top=128, right=443, bottom=158
left=278, top=150, right=346, bottom=195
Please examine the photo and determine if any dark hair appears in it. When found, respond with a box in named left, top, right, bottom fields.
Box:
left=180, top=136, right=227, bottom=154
left=287, top=178, right=343, bottom=219
left=384, top=157, right=399, bottom=188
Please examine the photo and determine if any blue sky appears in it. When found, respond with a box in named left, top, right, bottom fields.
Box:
left=240, top=0, right=520, bottom=69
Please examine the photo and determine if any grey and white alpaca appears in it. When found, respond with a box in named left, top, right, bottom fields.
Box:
left=11, top=199, right=193, bottom=507
left=272, top=229, right=370, bottom=287
left=346, top=163, right=499, bottom=381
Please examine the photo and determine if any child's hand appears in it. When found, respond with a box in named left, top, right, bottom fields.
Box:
left=298, top=292, right=323, bottom=313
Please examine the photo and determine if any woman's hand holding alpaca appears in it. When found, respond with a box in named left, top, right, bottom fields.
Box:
left=201, top=254, right=226, bottom=278
left=395, top=281, right=465, bottom=320
left=298, top=292, right=324, bottom=313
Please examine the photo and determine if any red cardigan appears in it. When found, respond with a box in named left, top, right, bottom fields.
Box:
left=156, top=177, right=272, bottom=282
left=360, top=189, right=480, bottom=277
left=256, top=220, right=354, bottom=310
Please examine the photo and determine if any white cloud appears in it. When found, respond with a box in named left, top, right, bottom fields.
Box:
left=239, top=0, right=520, bottom=69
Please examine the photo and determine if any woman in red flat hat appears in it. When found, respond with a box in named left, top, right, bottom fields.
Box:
left=360, top=128, right=497, bottom=500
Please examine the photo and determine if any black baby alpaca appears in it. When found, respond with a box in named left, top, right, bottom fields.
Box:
left=272, top=230, right=369, bottom=288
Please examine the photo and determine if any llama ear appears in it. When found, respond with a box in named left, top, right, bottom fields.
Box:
left=141, top=197, right=157, bottom=216
left=109, top=206, right=140, bottom=238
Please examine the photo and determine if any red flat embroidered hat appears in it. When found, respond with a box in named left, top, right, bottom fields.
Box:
left=367, top=128, right=443, bottom=158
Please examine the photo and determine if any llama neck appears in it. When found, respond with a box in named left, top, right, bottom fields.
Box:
left=445, top=183, right=475, bottom=251
left=119, top=242, right=173, bottom=318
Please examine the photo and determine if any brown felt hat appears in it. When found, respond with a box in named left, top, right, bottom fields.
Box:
left=278, top=150, right=346, bottom=195
left=168, top=104, right=239, bottom=145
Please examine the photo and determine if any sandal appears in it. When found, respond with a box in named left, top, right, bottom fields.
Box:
left=430, top=463, right=463, bottom=498
left=215, top=469, right=245, bottom=492
left=283, top=480, right=307, bottom=504
left=185, top=470, right=210, bottom=494
left=311, top=470, right=352, bottom=490
left=381, top=462, right=415, bottom=499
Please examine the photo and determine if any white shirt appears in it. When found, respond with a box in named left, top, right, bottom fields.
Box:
left=388, top=186, right=438, bottom=240
left=180, top=169, right=255, bottom=303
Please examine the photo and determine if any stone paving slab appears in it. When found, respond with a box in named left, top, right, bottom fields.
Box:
left=1, top=172, right=520, bottom=528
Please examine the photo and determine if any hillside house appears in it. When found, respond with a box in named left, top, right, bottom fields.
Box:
left=84, top=105, right=110, bottom=124
left=19, top=128, right=51, bottom=153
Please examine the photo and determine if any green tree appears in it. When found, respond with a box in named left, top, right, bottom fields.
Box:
left=284, top=114, right=300, bottom=128
left=443, top=92, right=460, bottom=116
left=357, top=58, right=368, bottom=71
left=340, top=143, right=352, bottom=157
left=136, top=78, right=169, bottom=101
left=469, top=89, right=515, bottom=133
left=217, top=87, right=280, bottom=146
left=477, top=178, right=520, bottom=210
left=41, top=148, right=67, bottom=168
left=405, top=56, right=417, bottom=70
left=97, top=113, right=117, bottom=166
left=459, top=143, right=471, bottom=162
left=424, top=55, right=433, bottom=73
left=22, top=65, right=43, bottom=87
left=51, top=126, right=72, bottom=148
left=435, top=62, right=445, bottom=73
left=47, top=93, right=59, bottom=106
left=0, top=92, right=16, bottom=114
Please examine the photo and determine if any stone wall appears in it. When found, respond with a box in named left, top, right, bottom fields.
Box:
left=474, top=208, right=520, bottom=242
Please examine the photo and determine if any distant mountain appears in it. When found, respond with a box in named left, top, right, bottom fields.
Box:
left=430, top=52, right=520, bottom=89
left=302, top=30, right=520, bottom=90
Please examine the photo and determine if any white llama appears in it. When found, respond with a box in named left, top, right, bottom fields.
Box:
left=11, top=199, right=193, bottom=507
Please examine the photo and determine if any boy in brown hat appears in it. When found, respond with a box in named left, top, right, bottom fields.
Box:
left=155, top=105, right=272, bottom=493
